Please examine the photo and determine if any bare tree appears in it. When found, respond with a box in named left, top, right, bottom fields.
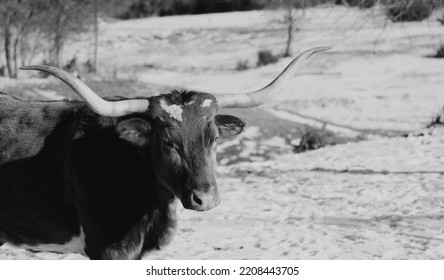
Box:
left=0, top=0, right=139, bottom=77
left=268, top=0, right=308, bottom=57
left=90, top=0, right=141, bottom=74
left=0, top=1, right=18, bottom=78
left=0, top=0, right=48, bottom=78
left=283, top=1, right=296, bottom=57
left=34, top=0, right=94, bottom=67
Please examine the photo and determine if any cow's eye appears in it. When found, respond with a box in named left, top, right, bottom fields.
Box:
left=164, top=141, right=176, bottom=150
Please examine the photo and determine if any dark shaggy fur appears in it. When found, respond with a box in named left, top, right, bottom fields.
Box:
left=0, top=90, right=245, bottom=259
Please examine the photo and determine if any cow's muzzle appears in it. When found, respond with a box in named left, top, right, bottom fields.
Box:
left=183, top=189, right=220, bottom=211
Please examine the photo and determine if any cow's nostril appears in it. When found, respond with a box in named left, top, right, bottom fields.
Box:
left=192, top=194, right=203, bottom=206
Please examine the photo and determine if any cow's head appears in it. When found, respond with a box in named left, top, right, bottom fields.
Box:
left=115, top=91, right=245, bottom=211
left=20, top=47, right=329, bottom=211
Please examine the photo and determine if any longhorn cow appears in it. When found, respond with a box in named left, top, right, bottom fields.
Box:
left=0, top=47, right=329, bottom=259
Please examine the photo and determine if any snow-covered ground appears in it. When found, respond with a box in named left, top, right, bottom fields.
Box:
left=1, top=4, right=444, bottom=259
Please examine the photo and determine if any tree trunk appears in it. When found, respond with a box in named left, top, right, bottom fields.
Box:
left=4, top=24, right=16, bottom=78
left=55, top=33, right=61, bottom=67
left=26, top=29, right=42, bottom=65
left=284, top=7, right=294, bottom=57
left=50, top=13, right=63, bottom=67
left=93, top=0, right=99, bottom=73
left=13, top=36, right=19, bottom=78
left=51, top=25, right=63, bottom=67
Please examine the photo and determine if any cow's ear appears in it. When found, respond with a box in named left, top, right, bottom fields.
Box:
left=115, top=118, right=151, bottom=146
left=214, top=114, right=245, bottom=139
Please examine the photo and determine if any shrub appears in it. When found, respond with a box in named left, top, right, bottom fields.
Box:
left=257, top=50, right=278, bottom=67
left=288, top=0, right=334, bottom=9
left=335, top=0, right=378, bottom=9
left=119, top=0, right=267, bottom=19
left=426, top=108, right=444, bottom=128
left=293, top=129, right=327, bottom=153
left=236, top=60, right=249, bottom=71
left=84, top=59, right=95, bottom=74
left=437, top=14, right=444, bottom=24
left=432, top=45, right=444, bottom=58
left=386, top=0, right=434, bottom=22
left=63, top=57, right=81, bottom=79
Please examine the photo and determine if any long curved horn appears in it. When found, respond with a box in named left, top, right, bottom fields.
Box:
left=215, top=46, right=331, bottom=108
left=19, top=65, right=149, bottom=117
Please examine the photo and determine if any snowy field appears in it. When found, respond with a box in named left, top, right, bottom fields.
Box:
left=1, top=5, right=444, bottom=259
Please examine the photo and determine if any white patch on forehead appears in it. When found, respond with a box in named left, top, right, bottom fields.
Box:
left=17, top=227, right=86, bottom=256
left=201, top=99, right=213, bottom=107
left=186, top=100, right=196, bottom=106
left=160, top=99, right=183, bottom=122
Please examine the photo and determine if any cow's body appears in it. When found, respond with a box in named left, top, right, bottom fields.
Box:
left=0, top=47, right=327, bottom=259
left=0, top=91, right=232, bottom=259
